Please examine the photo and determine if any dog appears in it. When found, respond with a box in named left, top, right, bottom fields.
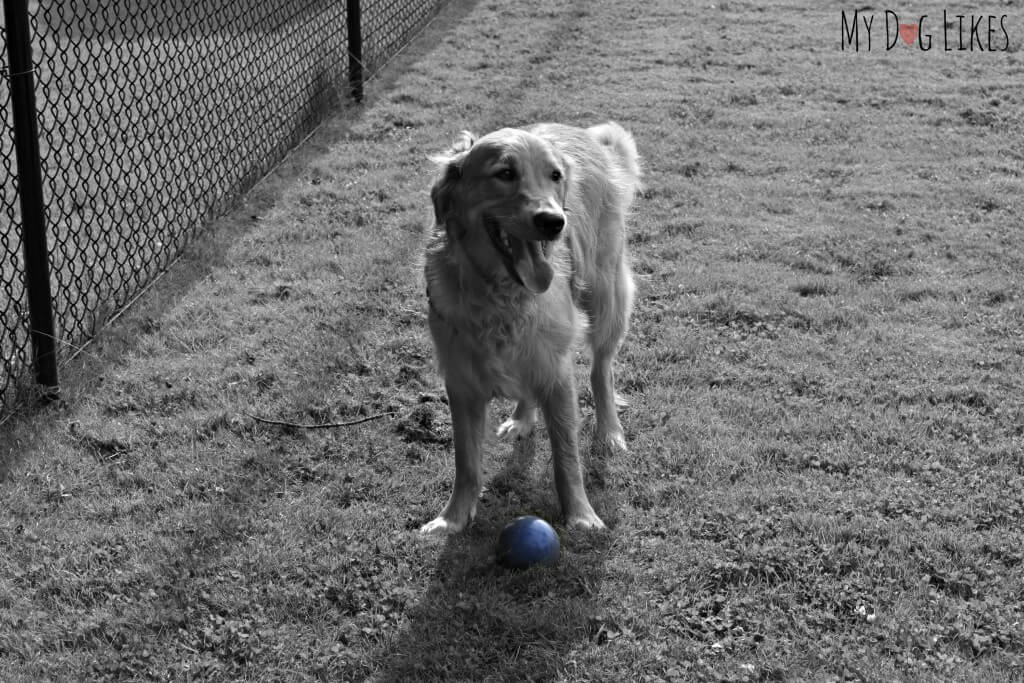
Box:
left=420, top=121, right=641, bottom=534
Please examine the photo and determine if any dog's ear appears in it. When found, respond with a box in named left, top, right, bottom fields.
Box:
left=448, top=130, right=475, bottom=156
left=429, top=132, right=475, bottom=238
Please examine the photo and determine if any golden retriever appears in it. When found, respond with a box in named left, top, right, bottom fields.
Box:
left=420, top=122, right=641, bottom=534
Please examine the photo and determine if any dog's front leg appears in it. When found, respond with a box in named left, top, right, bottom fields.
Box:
left=420, top=388, right=486, bottom=534
left=543, top=358, right=605, bottom=530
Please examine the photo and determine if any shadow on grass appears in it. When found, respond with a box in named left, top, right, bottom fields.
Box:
left=381, top=435, right=616, bottom=681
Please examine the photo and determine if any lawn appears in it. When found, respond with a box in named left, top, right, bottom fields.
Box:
left=1, top=0, right=1023, bottom=680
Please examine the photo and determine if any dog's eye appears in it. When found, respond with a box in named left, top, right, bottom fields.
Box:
left=495, top=168, right=516, bottom=181
left=551, top=170, right=563, bottom=182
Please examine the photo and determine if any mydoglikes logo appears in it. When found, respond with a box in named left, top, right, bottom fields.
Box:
left=841, top=10, right=1010, bottom=51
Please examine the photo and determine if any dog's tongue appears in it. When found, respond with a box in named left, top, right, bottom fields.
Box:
left=509, top=237, right=553, bottom=294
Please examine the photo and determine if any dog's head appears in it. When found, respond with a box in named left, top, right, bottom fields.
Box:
left=430, top=128, right=571, bottom=294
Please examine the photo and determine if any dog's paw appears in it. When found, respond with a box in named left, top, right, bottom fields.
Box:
left=419, top=516, right=466, bottom=535
left=606, top=430, right=628, bottom=453
left=497, top=418, right=534, bottom=440
left=594, top=428, right=627, bottom=453
left=566, top=511, right=606, bottom=531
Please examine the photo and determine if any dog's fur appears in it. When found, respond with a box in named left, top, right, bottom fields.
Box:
left=420, top=122, right=641, bottom=534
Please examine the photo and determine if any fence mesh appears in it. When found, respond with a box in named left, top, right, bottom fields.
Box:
left=0, top=19, right=28, bottom=409
left=1, top=0, right=444, bottom=416
left=361, top=0, right=441, bottom=69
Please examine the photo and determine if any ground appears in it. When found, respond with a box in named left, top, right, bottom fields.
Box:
left=1, top=0, right=1023, bottom=680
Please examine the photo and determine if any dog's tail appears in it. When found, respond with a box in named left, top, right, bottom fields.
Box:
left=588, top=121, right=642, bottom=200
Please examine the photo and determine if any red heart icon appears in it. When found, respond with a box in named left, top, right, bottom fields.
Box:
left=899, top=23, right=918, bottom=45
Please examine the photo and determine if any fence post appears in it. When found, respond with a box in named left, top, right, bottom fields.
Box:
left=3, top=0, right=59, bottom=399
left=346, top=0, right=363, bottom=103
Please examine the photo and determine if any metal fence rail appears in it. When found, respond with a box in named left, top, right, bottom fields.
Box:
left=0, top=0, right=443, bottom=416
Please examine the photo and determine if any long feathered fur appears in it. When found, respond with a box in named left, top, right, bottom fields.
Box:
left=420, top=121, right=642, bottom=534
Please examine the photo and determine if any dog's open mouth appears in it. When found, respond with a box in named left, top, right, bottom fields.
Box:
left=485, top=217, right=555, bottom=294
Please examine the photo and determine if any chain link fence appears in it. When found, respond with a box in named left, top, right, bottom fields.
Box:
left=0, top=58, right=25, bottom=410
left=1, top=0, right=445, bottom=418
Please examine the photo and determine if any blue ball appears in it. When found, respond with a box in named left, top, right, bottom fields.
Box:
left=496, top=516, right=560, bottom=569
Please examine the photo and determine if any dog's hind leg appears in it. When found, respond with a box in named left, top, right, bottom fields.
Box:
left=543, top=357, right=605, bottom=530
left=588, top=251, right=635, bottom=452
left=591, top=354, right=626, bottom=452
left=497, top=400, right=536, bottom=440
left=420, top=389, right=486, bottom=534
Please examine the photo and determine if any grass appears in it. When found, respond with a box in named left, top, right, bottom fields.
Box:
left=2, top=0, right=1024, bottom=679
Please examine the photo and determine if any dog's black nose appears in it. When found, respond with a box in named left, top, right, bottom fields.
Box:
left=533, top=211, right=565, bottom=238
